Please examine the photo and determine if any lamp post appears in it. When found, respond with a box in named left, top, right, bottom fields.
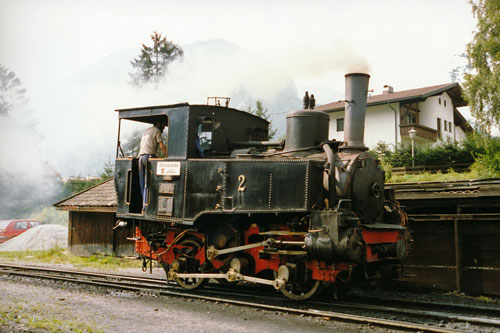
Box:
left=408, top=128, right=417, bottom=167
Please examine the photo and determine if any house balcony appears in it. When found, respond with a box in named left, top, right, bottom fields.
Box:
left=400, top=124, right=438, bottom=141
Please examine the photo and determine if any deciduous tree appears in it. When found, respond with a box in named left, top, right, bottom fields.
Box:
left=462, top=0, right=500, bottom=136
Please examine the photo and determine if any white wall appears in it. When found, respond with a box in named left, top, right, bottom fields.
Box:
left=455, top=125, right=467, bottom=141
left=328, top=110, right=345, bottom=142
left=364, top=104, right=400, bottom=148
left=419, top=92, right=455, bottom=141
left=328, top=103, right=400, bottom=149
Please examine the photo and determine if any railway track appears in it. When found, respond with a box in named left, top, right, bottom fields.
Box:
left=1, top=263, right=499, bottom=332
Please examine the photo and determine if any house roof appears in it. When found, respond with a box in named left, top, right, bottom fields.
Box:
left=315, top=82, right=467, bottom=112
left=54, top=178, right=117, bottom=212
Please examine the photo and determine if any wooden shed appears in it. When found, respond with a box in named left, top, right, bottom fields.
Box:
left=392, top=179, right=500, bottom=295
left=54, top=179, right=135, bottom=257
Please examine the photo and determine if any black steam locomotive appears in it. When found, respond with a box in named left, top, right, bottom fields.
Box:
left=114, top=73, right=408, bottom=300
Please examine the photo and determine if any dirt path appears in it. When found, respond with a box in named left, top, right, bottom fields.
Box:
left=0, top=275, right=390, bottom=332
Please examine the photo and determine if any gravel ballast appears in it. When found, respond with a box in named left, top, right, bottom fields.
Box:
left=0, top=274, right=391, bottom=332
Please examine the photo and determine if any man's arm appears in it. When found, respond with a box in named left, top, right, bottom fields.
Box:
left=159, top=141, right=167, bottom=156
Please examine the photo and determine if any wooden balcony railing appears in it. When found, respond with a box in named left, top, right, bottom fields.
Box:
left=400, top=124, right=438, bottom=141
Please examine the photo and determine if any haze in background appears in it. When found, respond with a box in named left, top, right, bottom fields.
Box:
left=0, top=0, right=475, bottom=179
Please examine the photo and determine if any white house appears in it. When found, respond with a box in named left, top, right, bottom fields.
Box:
left=315, top=83, right=472, bottom=149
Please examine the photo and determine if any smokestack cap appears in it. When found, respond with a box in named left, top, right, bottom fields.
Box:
left=345, top=73, right=370, bottom=78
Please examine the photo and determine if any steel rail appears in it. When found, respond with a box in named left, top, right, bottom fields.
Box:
left=336, top=293, right=500, bottom=317
left=3, top=263, right=498, bottom=318
left=0, top=263, right=497, bottom=332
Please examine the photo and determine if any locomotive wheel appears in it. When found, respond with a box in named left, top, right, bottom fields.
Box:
left=174, top=238, right=206, bottom=290
left=206, top=221, right=240, bottom=263
left=280, top=280, right=321, bottom=301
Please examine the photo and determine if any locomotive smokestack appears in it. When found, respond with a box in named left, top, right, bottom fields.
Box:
left=341, top=73, right=370, bottom=152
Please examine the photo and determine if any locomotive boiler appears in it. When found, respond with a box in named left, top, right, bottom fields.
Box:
left=114, top=73, right=408, bottom=300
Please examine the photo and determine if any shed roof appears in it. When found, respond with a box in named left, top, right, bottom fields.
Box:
left=54, top=178, right=117, bottom=212
left=315, top=83, right=467, bottom=112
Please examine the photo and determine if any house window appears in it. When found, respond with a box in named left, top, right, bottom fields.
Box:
left=407, top=114, right=417, bottom=124
left=437, top=118, right=442, bottom=137
left=439, top=98, right=441, bottom=105
left=449, top=122, right=453, bottom=132
left=444, top=120, right=447, bottom=132
left=336, top=118, right=344, bottom=132
left=400, top=102, right=420, bottom=125
left=444, top=100, right=447, bottom=107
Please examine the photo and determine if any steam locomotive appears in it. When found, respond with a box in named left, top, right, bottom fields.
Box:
left=114, top=73, right=408, bottom=300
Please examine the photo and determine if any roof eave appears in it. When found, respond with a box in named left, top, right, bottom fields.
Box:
left=323, top=83, right=467, bottom=112
left=53, top=178, right=114, bottom=207
left=55, top=206, right=117, bottom=213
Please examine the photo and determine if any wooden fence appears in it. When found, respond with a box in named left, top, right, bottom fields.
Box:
left=391, top=163, right=472, bottom=175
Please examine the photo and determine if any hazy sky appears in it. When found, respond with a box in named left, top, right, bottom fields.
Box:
left=1, top=0, right=475, bottom=93
left=0, top=0, right=477, bottom=176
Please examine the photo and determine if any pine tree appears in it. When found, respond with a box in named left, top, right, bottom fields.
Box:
left=0, top=64, right=27, bottom=115
left=248, top=100, right=277, bottom=139
left=129, top=32, right=183, bottom=86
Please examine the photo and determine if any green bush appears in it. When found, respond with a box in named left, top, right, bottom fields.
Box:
left=372, top=135, right=481, bottom=168
left=470, top=137, right=500, bottom=178
left=372, top=134, right=500, bottom=180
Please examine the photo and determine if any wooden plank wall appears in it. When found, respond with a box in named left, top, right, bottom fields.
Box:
left=403, top=219, right=500, bottom=295
left=68, top=211, right=135, bottom=257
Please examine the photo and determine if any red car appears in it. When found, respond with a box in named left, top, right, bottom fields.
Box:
left=0, top=220, right=42, bottom=243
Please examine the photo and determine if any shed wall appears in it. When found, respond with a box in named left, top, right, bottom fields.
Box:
left=68, top=211, right=134, bottom=257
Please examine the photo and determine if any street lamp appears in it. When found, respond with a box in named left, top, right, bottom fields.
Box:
left=408, top=128, right=417, bottom=167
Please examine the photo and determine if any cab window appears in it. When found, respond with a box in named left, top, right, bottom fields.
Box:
left=197, top=119, right=213, bottom=152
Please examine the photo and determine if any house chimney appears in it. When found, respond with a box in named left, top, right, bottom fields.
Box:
left=383, top=85, right=394, bottom=94
left=340, top=73, right=370, bottom=152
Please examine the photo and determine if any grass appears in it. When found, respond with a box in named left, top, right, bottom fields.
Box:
left=475, top=295, right=495, bottom=303
left=0, top=303, right=102, bottom=332
left=0, top=246, right=142, bottom=270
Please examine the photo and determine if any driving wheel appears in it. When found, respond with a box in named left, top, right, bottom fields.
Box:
left=174, top=238, right=206, bottom=290
left=280, top=279, right=321, bottom=301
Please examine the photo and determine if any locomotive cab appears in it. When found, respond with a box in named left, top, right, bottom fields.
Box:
left=114, top=103, right=270, bottom=218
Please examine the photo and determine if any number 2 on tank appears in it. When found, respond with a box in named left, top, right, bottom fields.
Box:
left=238, top=175, right=246, bottom=192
